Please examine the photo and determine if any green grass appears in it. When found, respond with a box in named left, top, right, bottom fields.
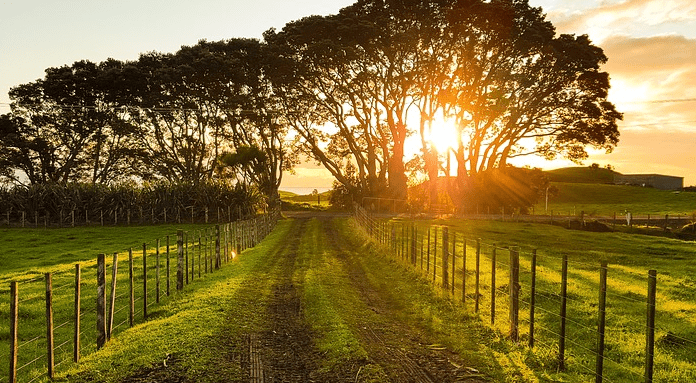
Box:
left=0, top=224, right=212, bottom=277
left=280, top=190, right=332, bottom=210
left=375, top=215, right=696, bottom=382
left=545, top=166, right=617, bottom=184
left=293, top=219, right=373, bottom=374
left=537, top=182, right=696, bottom=216
left=5, top=211, right=696, bottom=382
left=52, top=219, right=289, bottom=382
left=0, top=222, right=252, bottom=382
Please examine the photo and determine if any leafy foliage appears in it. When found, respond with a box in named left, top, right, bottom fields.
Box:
left=0, top=181, right=259, bottom=225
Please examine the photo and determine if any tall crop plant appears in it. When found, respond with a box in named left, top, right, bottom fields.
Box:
left=0, top=181, right=259, bottom=226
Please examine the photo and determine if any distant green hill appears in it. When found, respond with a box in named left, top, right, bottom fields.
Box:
left=536, top=182, right=696, bottom=216
left=545, top=166, right=617, bottom=184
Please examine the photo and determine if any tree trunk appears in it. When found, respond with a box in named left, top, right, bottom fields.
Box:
left=388, top=143, right=408, bottom=203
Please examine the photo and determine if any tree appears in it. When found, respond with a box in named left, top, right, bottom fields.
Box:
left=120, top=39, right=296, bottom=203
left=0, top=60, right=144, bottom=184
left=434, top=0, right=621, bottom=209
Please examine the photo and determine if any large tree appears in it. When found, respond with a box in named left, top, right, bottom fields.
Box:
left=435, top=0, right=621, bottom=209
left=264, top=0, right=448, bottom=202
left=0, top=60, right=143, bottom=184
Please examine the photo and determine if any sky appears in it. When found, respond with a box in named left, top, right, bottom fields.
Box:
left=1, top=0, right=695, bottom=190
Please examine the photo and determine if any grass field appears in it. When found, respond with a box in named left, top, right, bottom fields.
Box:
left=0, top=222, right=245, bottom=383
left=279, top=190, right=332, bottom=210
left=536, top=182, right=696, bottom=216
left=3, top=210, right=696, bottom=382
left=371, top=212, right=696, bottom=382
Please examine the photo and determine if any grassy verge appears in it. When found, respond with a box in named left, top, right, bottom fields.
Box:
left=0, top=223, right=221, bottom=382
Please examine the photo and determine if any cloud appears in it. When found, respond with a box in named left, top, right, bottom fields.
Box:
left=597, top=35, right=696, bottom=133
left=550, top=0, right=696, bottom=42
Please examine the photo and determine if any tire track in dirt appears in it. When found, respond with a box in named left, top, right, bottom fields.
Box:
left=253, top=217, right=321, bottom=383
left=320, top=217, right=486, bottom=383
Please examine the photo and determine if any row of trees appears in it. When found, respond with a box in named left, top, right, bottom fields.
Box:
left=0, top=39, right=293, bottom=208
left=0, top=0, right=622, bottom=212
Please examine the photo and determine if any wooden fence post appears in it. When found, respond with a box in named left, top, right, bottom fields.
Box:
left=74, top=264, right=81, bottom=362
left=97, top=254, right=106, bottom=349
left=191, top=232, right=196, bottom=279
left=401, top=223, right=406, bottom=261
left=44, top=273, right=55, bottom=379
left=198, top=233, right=202, bottom=278
left=491, top=245, right=496, bottom=325
left=204, top=231, right=209, bottom=274
left=645, top=270, right=657, bottom=383
left=216, top=225, right=221, bottom=270
left=596, top=261, right=608, bottom=383
left=559, top=254, right=569, bottom=370
left=433, top=227, right=438, bottom=282
left=225, top=225, right=229, bottom=263
left=412, top=225, right=418, bottom=266
left=156, top=240, right=161, bottom=303
left=509, top=247, right=520, bottom=342
left=475, top=238, right=481, bottom=312
left=426, top=228, right=431, bottom=272
left=142, top=243, right=148, bottom=320
left=107, top=253, right=118, bottom=339
left=166, top=236, right=170, bottom=296
left=442, top=227, right=449, bottom=290
left=185, top=232, right=189, bottom=284
left=129, top=249, right=134, bottom=327
left=529, top=249, right=537, bottom=348
left=451, top=232, right=456, bottom=295
left=10, top=281, right=18, bottom=383
left=177, top=230, right=184, bottom=291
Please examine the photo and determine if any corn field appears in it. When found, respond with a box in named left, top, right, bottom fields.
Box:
left=0, top=181, right=261, bottom=226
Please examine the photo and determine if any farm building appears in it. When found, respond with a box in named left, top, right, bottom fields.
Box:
left=613, top=173, right=684, bottom=190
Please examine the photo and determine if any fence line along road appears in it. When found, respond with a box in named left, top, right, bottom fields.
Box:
left=2, top=205, right=261, bottom=228
left=353, top=203, right=694, bottom=383
left=3, top=207, right=280, bottom=383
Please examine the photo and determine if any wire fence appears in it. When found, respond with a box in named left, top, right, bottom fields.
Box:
left=354, top=203, right=696, bottom=382
left=1, top=207, right=280, bottom=383
left=1, top=205, right=259, bottom=228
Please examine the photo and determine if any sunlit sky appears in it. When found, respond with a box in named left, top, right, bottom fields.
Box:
left=1, top=0, right=695, bottom=189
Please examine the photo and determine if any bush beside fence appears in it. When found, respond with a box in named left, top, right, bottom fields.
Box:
left=2, top=207, right=280, bottom=383
left=354, top=204, right=696, bottom=382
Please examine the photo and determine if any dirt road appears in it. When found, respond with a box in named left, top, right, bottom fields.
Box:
left=118, top=215, right=487, bottom=383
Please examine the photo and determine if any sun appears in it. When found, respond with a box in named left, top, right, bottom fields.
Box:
left=427, top=117, right=459, bottom=154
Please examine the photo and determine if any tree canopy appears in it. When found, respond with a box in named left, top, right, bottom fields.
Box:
left=0, top=0, right=621, bottom=211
